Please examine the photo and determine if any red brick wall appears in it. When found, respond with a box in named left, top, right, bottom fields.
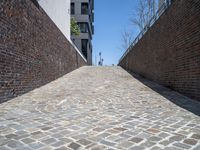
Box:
left=0, top=0, right=87, bottom=103
left=119, top=0, right=200, bottom=101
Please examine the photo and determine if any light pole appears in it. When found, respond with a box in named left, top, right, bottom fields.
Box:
left=98, top=52, right=102, bottom=66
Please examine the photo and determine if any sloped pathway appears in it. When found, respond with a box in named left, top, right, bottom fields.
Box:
left=0, top=66, right=200, bottom=150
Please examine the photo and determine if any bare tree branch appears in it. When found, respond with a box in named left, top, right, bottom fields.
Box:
left=121, top=30, right=134, bottom=51
left=131, top=0, right=157, bottom=31
left=120, top=0, right=158, bottom=51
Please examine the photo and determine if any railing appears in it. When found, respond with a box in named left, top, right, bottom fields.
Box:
left=119, top=0, right=173, bottom=63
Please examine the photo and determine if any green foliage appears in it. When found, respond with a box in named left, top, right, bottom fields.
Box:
left=71, top=18, right=80, bottom=36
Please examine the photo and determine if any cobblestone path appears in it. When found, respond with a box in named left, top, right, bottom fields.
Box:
left=0, top=66, right=200, bottom=150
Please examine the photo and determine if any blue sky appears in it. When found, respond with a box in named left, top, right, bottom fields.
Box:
left=92, top=0, right=140, bottom=66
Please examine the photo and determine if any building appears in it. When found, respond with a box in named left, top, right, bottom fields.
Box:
left=71, top=0, right=94, bottom=65
left=34, top=0, right=94, bottom=64
left=37, top=0, right=87, bottom=62
left=38, top=0, right=71, bottom=41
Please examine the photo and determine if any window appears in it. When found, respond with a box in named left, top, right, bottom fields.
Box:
left=77, top=22, right=89, bottom=33
left=81, top=3, right=88, bottom=14
left=81, top=39, right=88, bottom=59
left=71, top=3, right=75, bottom=14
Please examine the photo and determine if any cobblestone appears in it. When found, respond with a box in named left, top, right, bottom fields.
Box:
left=183, top=139, right=198, bottom=145
left=129, top=137, right=143, bottom=143
left=68, top=142, right=81, bottom=150
left=0, top=66, right=200, bottom=149
left=173, top=142, right=191, bottom=149
left=191, top=134, right=200, bottom=140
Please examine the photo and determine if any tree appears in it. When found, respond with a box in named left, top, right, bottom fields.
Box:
left=71, top=18, right=80, bottom=36
left=131, top=0, right=157, bottom=31
left=121, top=30, right=134, bottom=51
left=120, top=0, right=157, bottom=51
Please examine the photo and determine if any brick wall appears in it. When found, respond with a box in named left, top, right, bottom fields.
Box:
left=119, top=0, right=200, bottom=101
left=0, top=0, right=87, bottom=103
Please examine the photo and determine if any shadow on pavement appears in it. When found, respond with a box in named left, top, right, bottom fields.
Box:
left=129, top=71, right=200, bottom=117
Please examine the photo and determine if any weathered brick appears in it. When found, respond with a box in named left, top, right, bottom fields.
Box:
left=0, top=0, right=87, bottom=103
left=119, top=0, right=200, bottom=102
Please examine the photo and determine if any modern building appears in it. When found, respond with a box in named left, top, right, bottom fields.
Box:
left=71, top=0, right=94, bottom=65
left=35, top=0, right=93, bottom=64
left=38, top=0, right=71, bottom=41
left=37, top=0, right=87, bottom=62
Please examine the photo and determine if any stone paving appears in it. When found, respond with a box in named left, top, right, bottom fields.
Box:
left=0, top=66, right=200, bottom=150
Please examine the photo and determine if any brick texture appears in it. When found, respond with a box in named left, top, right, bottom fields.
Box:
left=119, top=0, right=200, bottom=101
left=0, top=0, right=87, bottom=103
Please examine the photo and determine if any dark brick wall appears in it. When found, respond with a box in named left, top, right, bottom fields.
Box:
left=119, top=0, right=200, bottom=101
left=0, top=0, right=87, bottom=103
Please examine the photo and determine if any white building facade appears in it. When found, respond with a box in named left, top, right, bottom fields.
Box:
left=38, top=0, right=71, bottom=41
